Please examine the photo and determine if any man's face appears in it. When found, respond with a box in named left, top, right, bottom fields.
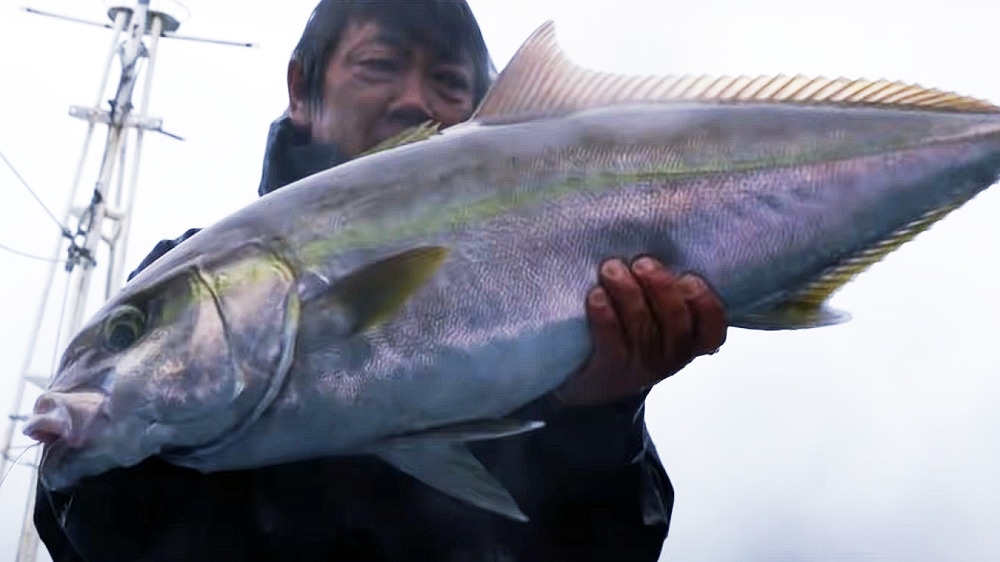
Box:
left=292, top=19, right=477, bottom=159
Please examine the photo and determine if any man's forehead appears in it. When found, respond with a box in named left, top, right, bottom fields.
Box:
left=345, top=19, right=471, bottom=66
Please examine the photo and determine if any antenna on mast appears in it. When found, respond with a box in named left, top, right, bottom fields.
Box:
left=0, top=2, right=256, bottom=561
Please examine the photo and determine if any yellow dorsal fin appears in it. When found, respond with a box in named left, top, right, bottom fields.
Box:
left=357, top=121, right=442, bottom=158
left=474, top=20, right=1000, bottom=122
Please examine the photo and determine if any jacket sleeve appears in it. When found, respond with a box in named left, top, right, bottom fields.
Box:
left=126, top=228, right=203, bottom=281
left=517, top=390, right=674, bottom=525
left=460, top=389, right=674, bottom=559
left=518, top=391, right=651, bottom=467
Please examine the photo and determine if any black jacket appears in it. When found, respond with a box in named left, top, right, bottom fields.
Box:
left=34, top=115, right=675, bottom=562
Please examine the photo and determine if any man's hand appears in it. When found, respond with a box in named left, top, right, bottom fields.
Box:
left=554, top=256, right=728, bottom=406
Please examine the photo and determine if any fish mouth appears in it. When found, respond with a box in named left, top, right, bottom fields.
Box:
left=23, top=391, right=82, bottom=448
left=23, top=412, right=71, bottom=446
left=24, top=390, right=107, bottom=447
left=25, top=401, right=91, bottom=492
left=31, top=420, right=123, bottom=493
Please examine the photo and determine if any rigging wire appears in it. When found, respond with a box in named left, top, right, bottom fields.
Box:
left=0, top=443, right=41, bottom=494
left=0, top=147, right=72, bottom=240
left=0, top=242, right=66, bottom=264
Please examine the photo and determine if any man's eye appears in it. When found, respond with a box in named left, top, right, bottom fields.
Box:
left=435, top=71, right=470, bottom=93
left=360, top=58, right=399, bottom=74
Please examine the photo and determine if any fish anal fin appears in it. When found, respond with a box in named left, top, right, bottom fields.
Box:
left=795, top=196, right=970, bottom=307
left=473, top=21, right=1000, bottom=124
left=375, top=441, right=529, bottom=523
left=735, top=195, right=972, bottom=331
left=732, top=302, right=851, bottom=331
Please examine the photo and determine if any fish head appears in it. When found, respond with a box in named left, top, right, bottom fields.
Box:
left=25, top=247, right=300, bottom=491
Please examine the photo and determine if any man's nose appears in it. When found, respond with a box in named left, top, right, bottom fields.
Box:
left=390, top=70, right=434, bottom=119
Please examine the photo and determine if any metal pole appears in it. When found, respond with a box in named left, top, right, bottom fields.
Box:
left=0, top=5, right=128, bottom=488
left=62, top=0, right=149, bottom=341
left=12, top=10, right=137, bottom=562
left=1, top=32, right=130, bottom=562
left=12, top=4, right=147, bottom=558
left=3, top=3, right=256, bottom=559
left=108, top=12, right=164, bottom=294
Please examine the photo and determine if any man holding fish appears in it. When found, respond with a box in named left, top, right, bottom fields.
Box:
left=32, top=1, right=728, bottom=560
left=34, top=0, right=1000, bottom=557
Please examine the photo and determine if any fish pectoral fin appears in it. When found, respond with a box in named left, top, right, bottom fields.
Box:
left=374, top=441, right=529, bottom=522
left=315, top=246, right=450, bottom=334
left=731, top=301, right=851, bottom=330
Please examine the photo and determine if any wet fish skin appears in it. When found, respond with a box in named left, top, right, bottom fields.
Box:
left=24, top=21, right=1000, bottom=521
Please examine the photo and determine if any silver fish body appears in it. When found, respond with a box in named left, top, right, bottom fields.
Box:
left=26, top=21, right=1000, bottom=521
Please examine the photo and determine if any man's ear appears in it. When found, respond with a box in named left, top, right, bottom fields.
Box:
left=287, top=59, right=311, bottom=128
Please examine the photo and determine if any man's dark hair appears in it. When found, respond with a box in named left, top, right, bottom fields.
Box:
left=293, top=0, right=496, bottom=109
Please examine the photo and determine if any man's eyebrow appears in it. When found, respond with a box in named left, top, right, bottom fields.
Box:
left=373, top=30, right=409, bottom=52
left=373, top=29, right=468, bottom=65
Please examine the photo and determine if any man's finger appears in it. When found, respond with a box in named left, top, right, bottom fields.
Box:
left=585, top=286, right=627, bottom=362
left=555, top=286, right=628, bottom=405
left=679, top=274, right=728, bottom=356
left=599, top=258, right=657, bottom=356
left=632, top=256, right=692, bottom=371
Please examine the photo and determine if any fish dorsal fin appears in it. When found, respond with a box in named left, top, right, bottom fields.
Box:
left=473, top=20, right=1000, bottom=122
left=357, top=121, right=442, bottom=158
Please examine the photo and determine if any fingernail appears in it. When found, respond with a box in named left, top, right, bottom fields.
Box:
left=680, top=275, right=706, bottom=296
left=601, top=260, right=624, bottom=279
left=632, top=257, right=656, bottom=274
left=589, top=288, right=607, bottom=307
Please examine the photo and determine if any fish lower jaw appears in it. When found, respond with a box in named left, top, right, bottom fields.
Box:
left=38, top=441, right=152, bottom=493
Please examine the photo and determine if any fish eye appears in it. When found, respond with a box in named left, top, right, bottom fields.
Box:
left=103, top=305, right=147, bottom=352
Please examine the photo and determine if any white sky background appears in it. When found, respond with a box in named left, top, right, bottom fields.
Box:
left=1, top=0, right=999, bottom=560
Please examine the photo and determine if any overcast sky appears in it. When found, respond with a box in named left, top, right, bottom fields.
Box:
left=1, top=1, right=999, bottom=560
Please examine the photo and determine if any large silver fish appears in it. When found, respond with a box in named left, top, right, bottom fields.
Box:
left=24, top=21, right=1000, bottom=521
